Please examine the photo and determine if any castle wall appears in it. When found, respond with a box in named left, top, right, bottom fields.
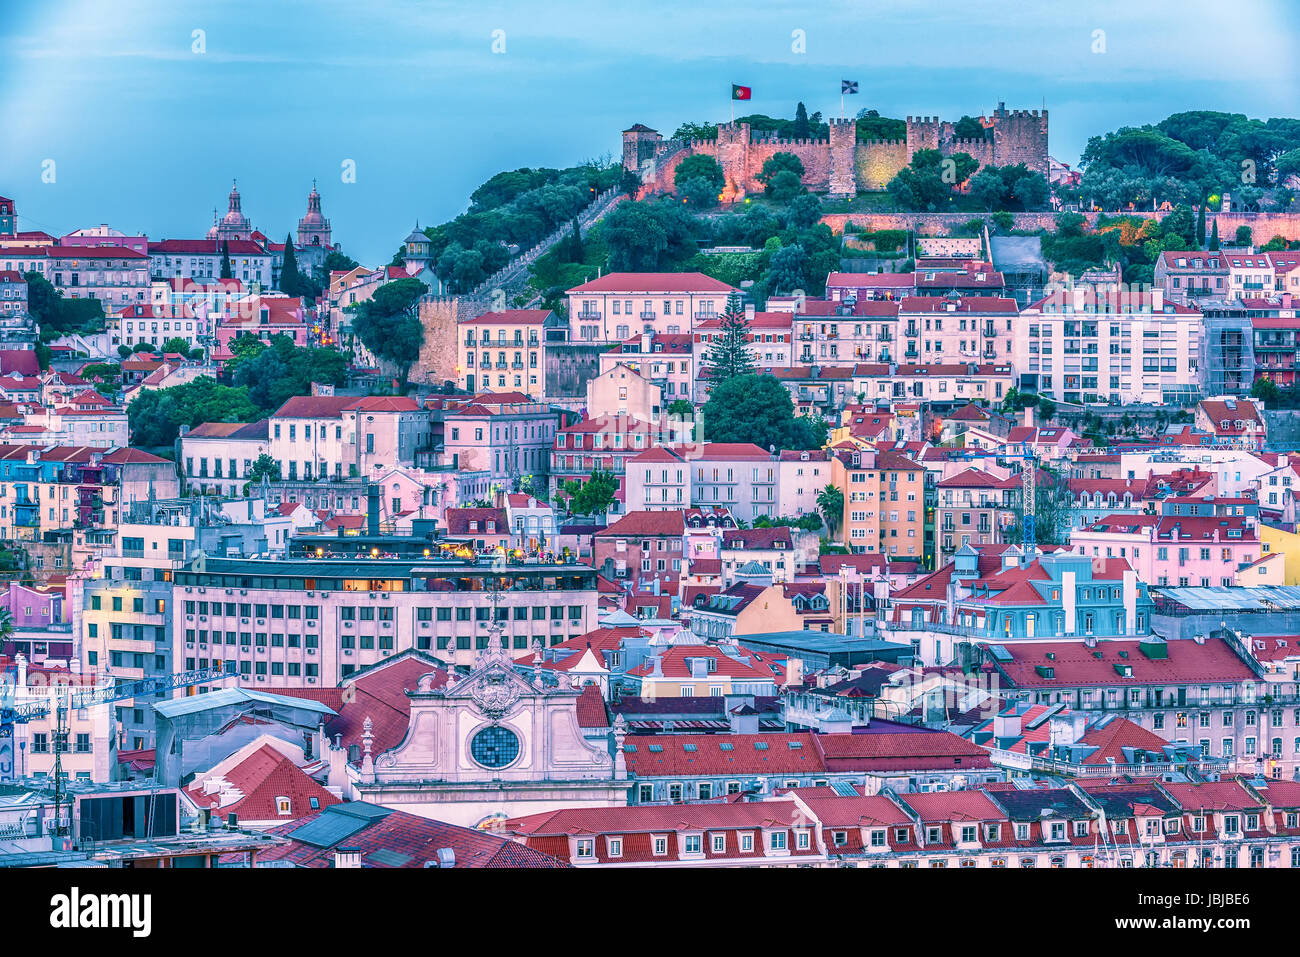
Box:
left=853, top=140, right=909, bottom=191
left=413, top=296, right=480, bottom=386
left=818, top=210, right=1300, bottom=241
left=631, top=105, right=1051, bottom=198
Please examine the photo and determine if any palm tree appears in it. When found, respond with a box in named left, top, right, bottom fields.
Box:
left=817, top=484, right=844, bottom=539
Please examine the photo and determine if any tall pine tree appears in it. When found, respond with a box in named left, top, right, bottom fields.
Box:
left=1209, top=218, right=1220, bottom=251
left=703, top=291, right=756, bottom=385
left=219, top=240, right=233, bottom=279
left=1196, top=203, right=1207, bottom=247
left=280, top=233, right=303, bottom=296
left=792, top=102, right=811, bottom=140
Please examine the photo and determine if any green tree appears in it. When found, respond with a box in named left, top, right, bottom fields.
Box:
left=765, top=244, right=807, bottom=295
left=702, top=292, right=756, bottom=384
left=160, top=337, right=193, bottom=356
left=855, top=109, right=906, bottom=142
left=600, top=200, right=696, bottom=272
left=126, top=376, right=260, bottom=448
left=220, top=240, right=233, bottom=279
left=1236, top=225, right=1253, bottom=247
left=757, top=152, right=805, bottom=187
left=247, top=453, right=281, bottom=482
left=1209, top=218, right=1220, bottom=250
left=666, top=399, right=694, bottom=417
left=887, top=149, right=979, bottom=211
left=320, top=250, right=361, bottom=275
left=1037, top=397, right=1056, bottom=422
left=1056, top=212, right=1087, bottom=237
left=701, top=374, right=824, bottom=450
left=1196, top=203, right=1207, bottom=246
left=559, top=467, right=618, bottom=516
left=765, top=169, right=804, bottom=203
left=1252, top=376, right=1282, bottom=406
left=673, top=155, right=725, bottom=194
left=817, top=484, right=844, bottom=538
left=968, top=168, right=1006, bottom=212
left=785, top=193, right=822, bottom=229
left=953, top=116, right=987, bottom=140
left=792, top=102, right=811, bottom=140
left=280, top=233, right=303, bottom=296
left=679, top=176, right=719, bottom=208
left=351, top=278, right=427, bottom=385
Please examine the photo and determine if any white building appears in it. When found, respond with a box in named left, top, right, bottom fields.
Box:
left=1015, top=288, right=1202, bottom=407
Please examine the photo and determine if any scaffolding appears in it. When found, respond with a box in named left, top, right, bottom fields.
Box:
left=1199, top=315, right=1255, bottom=397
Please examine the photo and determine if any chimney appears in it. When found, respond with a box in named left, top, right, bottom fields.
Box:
left=745, top=303, right=755, bottom=322
left=1151, top=288, right=1164, bottom=311
left=1023, top=404, right=1035, bottom=429
left=640, top=331, right=651, bottom=353
left=334, top=847, right=362, bottom=868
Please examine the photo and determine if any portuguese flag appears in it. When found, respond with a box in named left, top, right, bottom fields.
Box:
left=731, top=84, right=751, bottom=101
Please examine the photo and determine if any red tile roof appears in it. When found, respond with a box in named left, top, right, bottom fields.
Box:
left=567, top=272, right=736, bottom=294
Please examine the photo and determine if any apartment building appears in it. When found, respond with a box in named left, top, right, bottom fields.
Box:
left=979, top=630, right=1298, bottom=776
left=622, top=442, right=778, bottom=524
left=1072, top=496, right=1273, bottom=588
left=1015, top=289, right=1202, bottom=406
left=565, top=272, right=736, bottom=345
left=830, top=446, right=925, bottom=558
left=170, top=555, right=599, bottom=683
left=896, top=296, right=1019, bottom=365
left=148, top=238, right=272, bottom=287
left=458, top=309, right=564, bottom=398
left=601, top=332, right=695, bottom=404
left=789, top=299, right=901, bottom=367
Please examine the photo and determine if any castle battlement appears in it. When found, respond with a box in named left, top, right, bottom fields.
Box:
left=625, top=103, right=1048, bottom=197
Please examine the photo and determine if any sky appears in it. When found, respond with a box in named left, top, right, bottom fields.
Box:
left=1, top=0, right=1296, bottom=265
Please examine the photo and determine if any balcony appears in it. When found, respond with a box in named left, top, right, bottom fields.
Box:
left=576, top=310, right=602, bottom=320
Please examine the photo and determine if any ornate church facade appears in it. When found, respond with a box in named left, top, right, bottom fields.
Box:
left=329, top=638, right=627, bottom=828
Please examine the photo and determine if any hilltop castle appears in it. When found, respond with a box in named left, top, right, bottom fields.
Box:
left=623, top=102, right=1048, bottom=200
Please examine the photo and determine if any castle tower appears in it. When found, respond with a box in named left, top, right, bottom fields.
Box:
left=991, top=102, right=1050, bottom=177
left=828, top=118, right=858, bottom=198
left=296, top=180, right=331, bottom=248
left=622, top=123, right=663, bottom=172
left=716, top=122, right=751, bottom=201
left=906, top=115, right=940, bottom=157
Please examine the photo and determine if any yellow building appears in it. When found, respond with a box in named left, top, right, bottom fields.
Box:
left=458, top=309, right=563, bottom=399
left=830, top=448, right=925, bottom=558
left=1260, top=524, right=1300, bottom=585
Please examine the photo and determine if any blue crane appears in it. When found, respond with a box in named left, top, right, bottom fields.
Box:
left=951, top=440, right=1039, bottom=552
left=0, top=664, right=235, bottom=835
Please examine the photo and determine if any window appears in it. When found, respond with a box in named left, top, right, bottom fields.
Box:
left=575, top=839, right=594, bottom=858
left=607, top=838, right=622, bottom=858
left=652, top=836, right=668, bottom=856
left=683, top=834, right=702, bottom=854
left=769, top=831, right=787, bottom=851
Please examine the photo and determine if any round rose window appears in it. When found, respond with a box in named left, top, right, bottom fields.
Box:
left=470, top=725, right=520, bottom=769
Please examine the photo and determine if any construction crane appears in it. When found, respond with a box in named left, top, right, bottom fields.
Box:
left=952, top=440, right=1038, bottom=552
left=0, top=664, right=235, bottom=839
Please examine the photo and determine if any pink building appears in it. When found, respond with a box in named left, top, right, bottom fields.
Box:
left=896, top=296, right=1019, bottom=365
left=214, top=295, right=312, bottom=354
left=565, top=272, right=737, bottom=345
left=600, top=332, right=695, bottom=404
left=1072, top=496, right=1272, bottom=588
